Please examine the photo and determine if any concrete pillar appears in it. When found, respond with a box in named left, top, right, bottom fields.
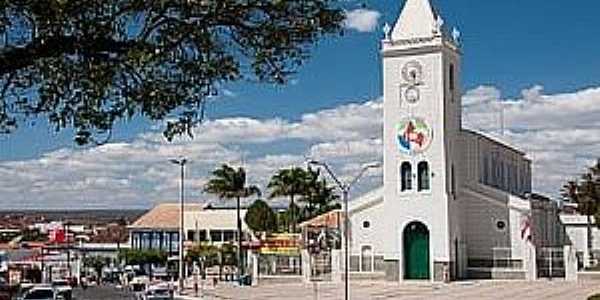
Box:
left=564, top=245, right=578, bottom=281
left=331, top=250, right=342, bottom=283
left=525, top=244, right=537, bottom=281
left=301, top=250, right=311, bottom=283
left=251, top=251, right=259, bottom=286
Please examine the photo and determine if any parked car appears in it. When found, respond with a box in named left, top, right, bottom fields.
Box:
left=130, top=276, right=149, bottom=293
left=51, top=280, right=72, bottom=300
left=142, top=284, right=173, bottom=300
left=19, top=280, right=35, bottom=294
left=18, top=286, right=56, bottom=300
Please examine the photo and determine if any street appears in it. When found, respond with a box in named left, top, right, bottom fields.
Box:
left=72, top=285, right=136, bottom=300
left=58, top=279, right=600, bottom=300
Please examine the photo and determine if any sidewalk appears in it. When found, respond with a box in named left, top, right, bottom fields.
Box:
left=175, top=281, right=238, bottom=300
left=172, top=280, right=600, bottom=300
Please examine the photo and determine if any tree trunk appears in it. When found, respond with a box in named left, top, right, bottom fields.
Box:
left=237, top=196, right=243, bottom=279
left=291, top=194, right=296, bottom=233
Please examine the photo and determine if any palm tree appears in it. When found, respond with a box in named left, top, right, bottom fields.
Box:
left=204, top=164, right=260, bottom=278
left=312, top=179, right=341, bottom=216
left=268, top=167, right=309, bottom=233
left=301, top=167, right=321, bottom=219
left=301, top=168, right=341, bottom=220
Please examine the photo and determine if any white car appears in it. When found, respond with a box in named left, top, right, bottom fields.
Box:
left=130, top=275, right=150, bottom=291
left=19, top=286, right=56, bottom=300
left=51, top=280, right=72, bottom=300
left=142, top=284, right=173, bottom=300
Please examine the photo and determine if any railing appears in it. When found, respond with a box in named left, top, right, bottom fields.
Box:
left=492, top=247, right=522, bottom=270
left=537, top=247, right=565, bottom=278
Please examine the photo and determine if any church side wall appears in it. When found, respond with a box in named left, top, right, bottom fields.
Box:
left=461, top=192, right=512, bottom=268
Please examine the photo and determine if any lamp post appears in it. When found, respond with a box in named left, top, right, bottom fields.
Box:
left=170, top=158, right=188, bottom=294
left=307, top=160, right=380, bottom=300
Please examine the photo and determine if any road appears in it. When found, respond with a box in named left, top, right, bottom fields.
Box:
left=72, top=285, right=136, bottom=300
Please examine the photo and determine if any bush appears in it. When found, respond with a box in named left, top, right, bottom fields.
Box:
left=118, top=249, right=167, bottom=266
left=584, top=265, right=600, bottom=272
left=186, top=243, right=220, bottom=267
left=588, top=295, right=600, bottom=300
left=245, top=199, right=277, bottom=234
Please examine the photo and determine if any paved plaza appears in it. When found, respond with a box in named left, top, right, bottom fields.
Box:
left=180, top=280, right=600, bottom=300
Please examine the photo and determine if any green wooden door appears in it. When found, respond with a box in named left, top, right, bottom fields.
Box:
left=404, top=222, right=430, bottom=280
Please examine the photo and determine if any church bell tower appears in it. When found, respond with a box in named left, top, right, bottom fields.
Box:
left=381, top=0, right=463, bottom=281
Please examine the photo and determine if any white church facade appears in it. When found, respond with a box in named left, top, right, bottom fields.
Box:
left=340, top=0, right=573, bottom=282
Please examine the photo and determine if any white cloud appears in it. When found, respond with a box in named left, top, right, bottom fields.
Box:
left=0, top=100, right=383, bottom=209
left=344, top=9, right=382, bottom=33
left=1, top=85, right=598, bottom=209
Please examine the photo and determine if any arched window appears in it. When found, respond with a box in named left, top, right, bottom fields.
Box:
left=482, top=155, right=489, bottom=184
left=361, top=245, right=373, bottom=272
left=400, top=162, right=413, bottom=192
left=417, top=161, right=430, bottom=191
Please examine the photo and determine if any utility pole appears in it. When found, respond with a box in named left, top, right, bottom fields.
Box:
left=170, top=158, right=188, bottom=295
left=307, top=160, right=380, bottom=300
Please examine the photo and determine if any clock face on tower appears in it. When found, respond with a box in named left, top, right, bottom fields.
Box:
left=401, top=61, right=423, bottom=105
left=402, top=61, right=423, bottom=84
left=404, top=86, right=420, bottom=104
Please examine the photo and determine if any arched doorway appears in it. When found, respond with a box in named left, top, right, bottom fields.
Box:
left=403, top=221, right=430, bottom=280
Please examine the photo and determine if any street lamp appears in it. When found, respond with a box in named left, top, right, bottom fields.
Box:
left=307, top=160, right=380, bottom=300
left=170, top=158, right=188, bottom=294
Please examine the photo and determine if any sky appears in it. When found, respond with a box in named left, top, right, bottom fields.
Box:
left=1, top=0, right=600, bottom=209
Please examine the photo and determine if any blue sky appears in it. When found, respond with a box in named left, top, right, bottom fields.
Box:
left=3, top=0, right=600, bottom=161
left=1, top=0, right=600, bottom=209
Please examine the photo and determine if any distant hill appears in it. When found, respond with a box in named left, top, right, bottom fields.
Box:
left=0, top=209, right=147, bottom=226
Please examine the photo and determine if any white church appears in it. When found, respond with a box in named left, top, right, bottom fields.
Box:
left=330, top=0, right=575, bottom=282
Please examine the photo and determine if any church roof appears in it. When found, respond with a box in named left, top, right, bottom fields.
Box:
left=391, top=0, right=440, bottom=41
left=462, top=129, right=528, bottom=157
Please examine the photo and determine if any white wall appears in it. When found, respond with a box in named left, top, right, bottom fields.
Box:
left=382, top=47, right=452, bottom=263
left=350, top=200, right=387, bottom=256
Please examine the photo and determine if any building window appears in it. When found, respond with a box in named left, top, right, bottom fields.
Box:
left=360, top=245, right=373, bottom=273
left=482, top=155, right=489, bottom=184
left=132, top=233, right=141, bottom=249
left=199, top=230, right=207, bottom=242
left=496, top=220, right=507, bottom=231
left=153, top=232, right=162, bottom=249
left=400, top=162, right=413, bottom=192
left=210, top=230, right=222, bottom=242
left=171, top=232, right=179, bottom=251
left=363, top=221, right=371, bottom=229
left=500, top=162, right=506, bottom=190
left=163, top=232, right=171, bottom=251
left=141, top=232, right=150, bottom=250
left=223, top=230, right=236, bottom=242
left=187, top=230, right=196, bottom=242
left=449, top=64, right=455, bottom=93
left=417, top=161, right=430, bottom=191
left=491, top=155, right=498, bottom=187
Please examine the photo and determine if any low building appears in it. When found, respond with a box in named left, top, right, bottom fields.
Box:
left=128, top=203, right=251, bottom=256
left=561, top=213, right=600, bottom=270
